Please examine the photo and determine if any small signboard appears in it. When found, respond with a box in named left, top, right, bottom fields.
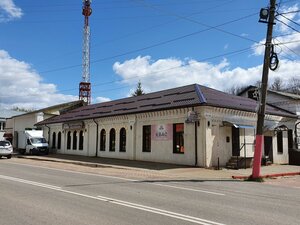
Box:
left=151, top=124, right=173, bottom=141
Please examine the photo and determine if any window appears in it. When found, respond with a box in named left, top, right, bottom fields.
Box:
left=142, top=125, right=151, bottom=152
left=57, top=132, right=61, bottom=150
left=173, top=123, right=184, bottom=154
left=277, top=131, right=283, bottom=154
left=119, top=128, right=126, bottom=152
left=109, top=128, right=115, bottom=152
left=67, top=131, right=71, bottom=150
left=79, top=131, right=84, bottom=150
left=100, top=129, right=106, bottom=151
left=52, top=132, right=56, bottom=148
left=73, top=131, right=77, bottom=150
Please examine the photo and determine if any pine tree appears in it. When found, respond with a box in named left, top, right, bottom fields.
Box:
left=132, top=81, right=145, bottom=96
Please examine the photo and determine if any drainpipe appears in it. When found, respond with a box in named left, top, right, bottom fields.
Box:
left=93, top=119, right=99, bottom=157
left=45, top=124, right=50, bottom=144
left=192, top=107, right=198, bottom=166
left=195, top=121, right=198, bottom=166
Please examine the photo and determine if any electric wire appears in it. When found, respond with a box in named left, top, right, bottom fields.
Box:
left=39, top=12, right=259, bottom=74
left=279, top=14, right=300, bottom=27
left=275, top=18, right=300, bottom=33
left=130, top=0, right=259, bottom=44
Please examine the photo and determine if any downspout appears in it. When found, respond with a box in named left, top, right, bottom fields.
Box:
left=45, top=124, right=50, bottom=144
left=195, top=121, right=198, bottom=166
left=45, top=124, right=51, bottom=152
left=93, top=119, right=99, bottom=157
left=192, top=107, right=198, bottom=167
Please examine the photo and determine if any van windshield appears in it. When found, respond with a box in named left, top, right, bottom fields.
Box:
left=30, top=138, right=47, bottom=144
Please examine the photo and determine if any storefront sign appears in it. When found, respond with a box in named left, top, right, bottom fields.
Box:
left=151, top=124, right=173, bottom=141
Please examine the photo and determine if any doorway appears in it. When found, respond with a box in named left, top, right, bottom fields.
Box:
left=232, top=127, right=240, bottom=156
left=264, top=136, right=273, bottom=162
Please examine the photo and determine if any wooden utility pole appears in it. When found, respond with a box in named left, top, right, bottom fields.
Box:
left=252, top=0, right=276, bottom=179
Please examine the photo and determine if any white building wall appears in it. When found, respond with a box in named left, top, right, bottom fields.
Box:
left=43, top=105, right=295, bottom=167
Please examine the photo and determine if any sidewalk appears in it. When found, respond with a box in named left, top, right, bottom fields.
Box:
left=16, top=154, right=300, bottom=180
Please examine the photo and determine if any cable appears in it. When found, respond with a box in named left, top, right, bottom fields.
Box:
left=275, top=18, right=300, bottom=34
left=0, top=45, right=257, bottom=99
left=130, top=0, right=259, bottom=43
left=274, top=38, right=300, bottom=58
left=278, top=9, right=300, bottom=15
left=280, top=14, right=300, bottom=27
left=39, top=12, right=259, bottom=74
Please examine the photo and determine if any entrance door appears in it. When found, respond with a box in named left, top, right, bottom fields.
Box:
left=232, top=127, right=240, bottom=156
left=264, top=136, right=273, bottom=162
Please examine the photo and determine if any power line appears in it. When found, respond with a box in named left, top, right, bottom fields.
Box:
left=58, top=45, right=257, bottom=94
left=131, top=0, right=259, bottom=43
left=275, top=18, right=300, bottom=33
left=279, top=14, right=300, bottom=27
left=40, top=12, right=259, bottom=74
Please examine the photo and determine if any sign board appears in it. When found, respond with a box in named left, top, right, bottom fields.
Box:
left=151, top=124, right=173, bottom=141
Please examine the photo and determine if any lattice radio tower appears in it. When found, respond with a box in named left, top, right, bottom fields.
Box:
left=79, top=0, right=92, bottom=104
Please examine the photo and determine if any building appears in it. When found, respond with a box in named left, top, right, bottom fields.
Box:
left=5, top=100, right=85, bottom=149
left=238, top=86, right=300, bottom=149
left=0, top=109, right=25, bottom=141
left=36, top=84, right=297, bottom=168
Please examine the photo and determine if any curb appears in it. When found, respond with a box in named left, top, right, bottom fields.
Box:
left=232, top=172, right=300, bottom=180
left=16, top=155, right=149, bottom=171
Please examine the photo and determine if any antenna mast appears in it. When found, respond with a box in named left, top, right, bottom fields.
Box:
left=79, top=0, right=92, bottom=104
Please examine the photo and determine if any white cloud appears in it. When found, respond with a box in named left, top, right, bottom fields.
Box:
left=0, top=0, right=23, bottom=22
left=0, top=50, right=77, bottom=110
left=95, top=96, right=111, bottom=103
left=113, top=55, right=300, bottom=93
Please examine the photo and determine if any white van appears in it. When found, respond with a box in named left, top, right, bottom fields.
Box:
left=18, top=130, right=49, bottom=155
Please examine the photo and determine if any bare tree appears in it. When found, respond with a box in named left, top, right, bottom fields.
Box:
left=269, top=77, right=285, bottom=91
left=286, top=77, right=300, bottom=95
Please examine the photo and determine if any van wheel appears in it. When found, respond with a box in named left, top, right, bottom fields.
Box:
left=6, top=155, right=12, bottom=159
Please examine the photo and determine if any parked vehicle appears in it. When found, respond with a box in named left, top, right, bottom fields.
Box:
left=18, top=130, right=49, bottom=155
left=0, top=140, right=13, bottom=159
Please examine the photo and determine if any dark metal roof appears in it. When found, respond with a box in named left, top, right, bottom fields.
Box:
left=37, top=84, right=297, bottom=126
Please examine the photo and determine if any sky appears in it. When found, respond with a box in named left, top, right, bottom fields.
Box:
left=0, top=0, right=300, bottom=110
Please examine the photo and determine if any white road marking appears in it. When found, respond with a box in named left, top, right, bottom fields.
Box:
left=3, top=161, right=225, bottom=196
left=153, top=183, right=225, bottom=196
left=0, top=174, right=225, bottom=225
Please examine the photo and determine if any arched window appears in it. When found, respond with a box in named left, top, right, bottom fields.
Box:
left=109, top=128, right=115, bottom=152
left=79, top=130, right=84, bottom=150
left=119, top=128, right=126, bottom=152
left=67, top=131, right=71, bottom=150
left=52, top=132, right=56, bottom=148
left=73, top=131, right=77, bottom=150
left=57, top=132, right=61, bottom=150
left=100, top=129, right=106, bottom=151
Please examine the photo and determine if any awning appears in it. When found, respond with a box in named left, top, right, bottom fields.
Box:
left=263, top=120, right=288, bottom=131
left=223, top=121, right=255, bottom=129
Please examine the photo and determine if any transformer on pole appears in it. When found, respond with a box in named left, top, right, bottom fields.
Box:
left=79, top=0, right=92, bottom=104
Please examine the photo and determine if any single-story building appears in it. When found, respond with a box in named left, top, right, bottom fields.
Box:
left=37, top=84, right=298, bottom=168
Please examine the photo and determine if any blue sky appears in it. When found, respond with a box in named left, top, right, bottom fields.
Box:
left=0, top=0, right=300, bottom=109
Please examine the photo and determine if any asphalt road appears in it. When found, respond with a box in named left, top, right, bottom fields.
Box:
left=0, top=159, right=299, bottom=225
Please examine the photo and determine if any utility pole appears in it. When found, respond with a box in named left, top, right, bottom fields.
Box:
left=252, top=0, right=276, bottom=179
